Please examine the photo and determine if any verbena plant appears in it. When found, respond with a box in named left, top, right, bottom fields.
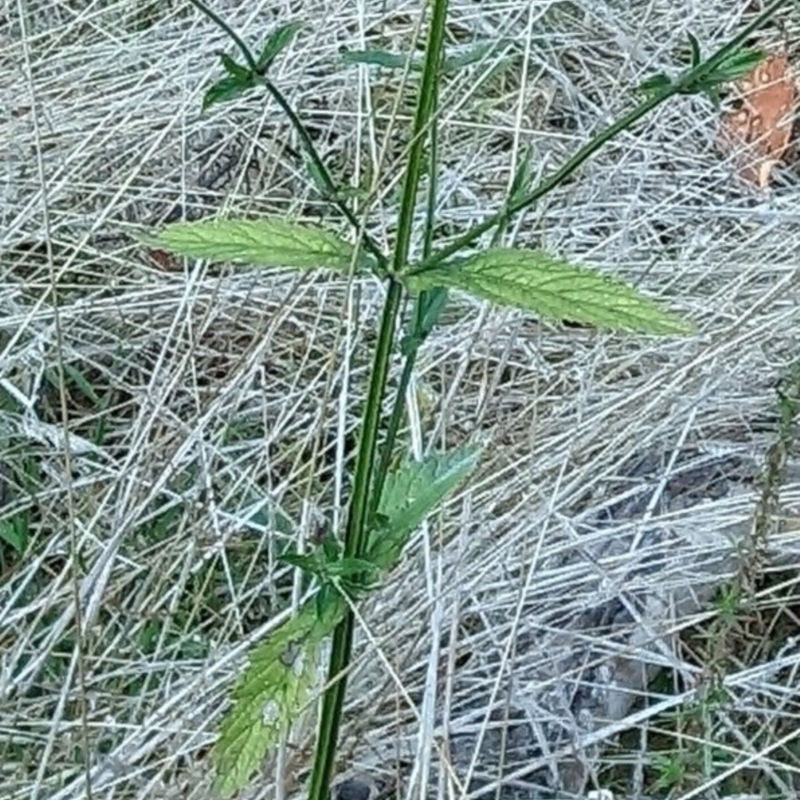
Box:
left=144, top=1, right=789, bottom=796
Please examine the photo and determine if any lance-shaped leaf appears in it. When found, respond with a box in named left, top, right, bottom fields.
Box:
left=687, top=31, right=703, bottom=68
left=219, top=53, right=251, bottom=81
left=143, top=217, right=368, bottom=272
left=341, top=48, right=421, bottom=70
left=256, top=21, right=303, bottom=73
left=369, top=446, right=481, bottom=571
left=213, top=595, right=347, bottom=796
left=637, top=72, right=673, bottom=99
left=203, top=72, right=258, bottom=109
left=702, top=47, right=764, bottom=85
left=406, top=249, right=692, bottom=335
left=341, top=42, right=513, bottom=75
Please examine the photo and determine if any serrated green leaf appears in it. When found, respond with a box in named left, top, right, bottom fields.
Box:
left=340, top=48, right=422, bottom=70
left=257, top=21, right=304, bottom=72
left=213, top=596, right=347, bottom=796
left=203, top=74, right=258, bottom=110
left=143, top=217, right=364, bottom=272
left=406, top=249, right=692, bottom=335
left=369, top=446, right=481, bottom=571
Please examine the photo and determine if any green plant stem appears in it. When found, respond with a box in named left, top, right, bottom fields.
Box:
left=306, top=278, right=403, bottom=800
left=414, top=0, right=790, bottom=274
left=306, top=4, right=451, bottom=800
left=371, top=52, right=444, bottom=513
left=388, top=6, right=449, bottom=276
left=370, top=312, right=425, bottom=517
left=193, top=0, right=790, bottom=792
left=372, top=1, right=791, bottom=491
left=257, top=77, right=388, bottom=274
left=187, top=0, right=388, bottom=275
left=187, top=0, right=259, bottom=71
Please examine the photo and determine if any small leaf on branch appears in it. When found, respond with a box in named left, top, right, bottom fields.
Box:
left=406, top=249, right=692, bottom=335
left=637, top=72, right=673, bottom=99
left=279, top=551, right=323, bottom=576
left=219, top=53, right=251, bottom=80
left=203, top=73, right=258, bottom=109
left=256, top=21, right=304, bottom=73
left=143, top=217, right=367, bottom=272
left=686, top=32, right=702, bottom=68
left=369, top=446, right=481, bottom=571
left=703, top=47, right=765, bottom=85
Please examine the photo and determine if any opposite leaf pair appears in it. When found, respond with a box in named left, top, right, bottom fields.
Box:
left=146, top=217, right=691, bottom=335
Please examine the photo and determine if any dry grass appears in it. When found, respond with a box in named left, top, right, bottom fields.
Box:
left=2, top=1, right=800, bottom=799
